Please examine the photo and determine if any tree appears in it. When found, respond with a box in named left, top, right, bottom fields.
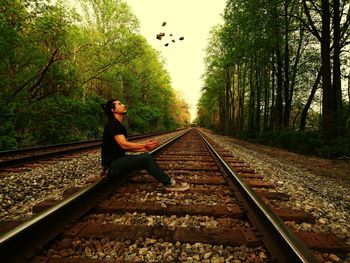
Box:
left=302, top=0, right=350, bottom=142
left=0, top=0, right=189, bottom=150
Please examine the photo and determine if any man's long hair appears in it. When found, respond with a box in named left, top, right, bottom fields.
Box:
left=101, top=99, right=117, bottom=119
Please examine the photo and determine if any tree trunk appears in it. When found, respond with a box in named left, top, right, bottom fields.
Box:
left=321, top=0, right=337, bottom=142
left=332, top=0, right=344, bottom=136
left=231, top=65, right=236, bottom=133
left=239, top=62, right=245, bottom=131
left=219, top=70, right=226, bottom=132
left=224, top=66, right=230, bottom=135
left=289, top=20, right=305, bottom=130
left=275, top=46, right=284, bottom=130
left=264, top=66, right=270, bottom=131
left=293, top=108, right=301, bottom=129
left=269, top=52, right=276, bottom=130
left=348, top=75, right=350, bottom=113
left=248, top=61, right=256, bottom=131
left=235, top=63, right=240, bottom=132
left=300, top=69, right=321, bottom=130
left=283, top=0, right=291, bottom=129
left=255, top=65, right=261, bottom=132
left=219, top=101, right=225, bottom=132
left=228, top=66, right=234, bottom=135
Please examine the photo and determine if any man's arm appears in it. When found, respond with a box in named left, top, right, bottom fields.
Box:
left=114, top=134, right=159, bottom=152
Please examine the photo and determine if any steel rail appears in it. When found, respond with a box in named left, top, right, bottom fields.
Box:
left=0, top=140, right=100, bottom=157
left=0, top=142, right=100, bottom=169
left=199, top=132, right=319, bottom=263
left=0, top=129, right=190, bottom=263
left=0, top=129, right=183, bottom=157
left=0, top=129, right=184, bottom=170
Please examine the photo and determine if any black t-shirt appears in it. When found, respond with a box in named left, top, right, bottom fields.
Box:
left=101, top=118, right=127, bottom=168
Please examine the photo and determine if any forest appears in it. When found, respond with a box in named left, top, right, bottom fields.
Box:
left=197, top=0, right=350, bottom=157
left=0, top=0, right=191, bottom=151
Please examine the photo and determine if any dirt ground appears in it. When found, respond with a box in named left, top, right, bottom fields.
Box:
left=223, top=137, right=350, bottom=185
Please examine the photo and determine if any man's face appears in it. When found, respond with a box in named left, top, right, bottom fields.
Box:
left=113, top=101, right=127, bottom=114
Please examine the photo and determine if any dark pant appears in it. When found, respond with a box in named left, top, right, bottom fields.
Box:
left=108, top=153, right=171, bottom=186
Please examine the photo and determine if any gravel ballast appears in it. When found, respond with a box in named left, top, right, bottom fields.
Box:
left=200, top=129, right=350, bottom=262
left=0, top=131, right=184, bottom=221
left=1, top=128, right=349, bottom=262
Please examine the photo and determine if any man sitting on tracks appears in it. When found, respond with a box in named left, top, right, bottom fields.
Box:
left=90, top=99, right=189, bottom=191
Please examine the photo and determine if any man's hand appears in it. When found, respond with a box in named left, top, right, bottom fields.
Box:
left=144, top=140, right=159, bottom=151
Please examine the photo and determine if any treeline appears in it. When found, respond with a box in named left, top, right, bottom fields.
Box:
left=198, top=0, right=350, bottom=157
left=0, top=0, right=190, bottom=151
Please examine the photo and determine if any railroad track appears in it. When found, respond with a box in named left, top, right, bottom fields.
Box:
left=0, top=130, right=182, bottom=174
left=0, top=128, right=348, bottom=262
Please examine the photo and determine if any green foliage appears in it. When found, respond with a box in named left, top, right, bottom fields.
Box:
left=13, top=94, right=105, bottom=147
left=127, top=104, right=161, bottom=133
left=319, top=137, right=350, bottom=158
left=199, top=0, right=350, bottom=158
left=236, top=129, right=350, bottom=158
left=269, top=131, right=322, bottom=155
left=345, top=102, right=350, bottom=130
left=0, top=0, right=189, bottom=150
left=0, top=98, right=18, bottom=150
left=162, top=115, right=177, bottom=130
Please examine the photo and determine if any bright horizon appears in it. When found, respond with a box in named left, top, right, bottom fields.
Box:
left=125, top=0, right=226, bottom=122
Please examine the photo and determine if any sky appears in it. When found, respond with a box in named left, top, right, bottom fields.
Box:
left=124, top=0, right=227, bottom=121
